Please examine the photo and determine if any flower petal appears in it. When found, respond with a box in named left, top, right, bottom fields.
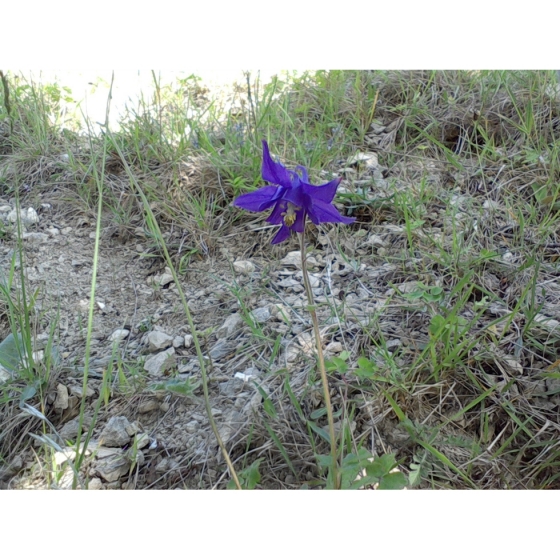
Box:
left=266, top=199, right=287, bottom=224
left=302, top=177, right=342, bottom=204
left=287, top=170, right=303, bottom=188
left=292, top=208, right=306, bottom=232
left=271, top=225, right=291, bottom=244
left=282, top=184, right=306, bottom=208
left=307, top=198, right=356, bottom=225
left=233, top=185, right=281, bottom=212
left=295, top=165, right=309, bottom=183
left=261, top=141, right=292, bottom=187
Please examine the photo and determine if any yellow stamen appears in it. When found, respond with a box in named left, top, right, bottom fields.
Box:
left=281, top=202, right=300, bottom=227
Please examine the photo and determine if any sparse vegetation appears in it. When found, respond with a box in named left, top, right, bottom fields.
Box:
left=1, top=70, right=560, bottom=489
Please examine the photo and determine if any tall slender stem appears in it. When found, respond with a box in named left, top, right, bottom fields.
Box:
left=299, top=232, right=340, bottom=489
left=107, top=130, right=242, bottom=490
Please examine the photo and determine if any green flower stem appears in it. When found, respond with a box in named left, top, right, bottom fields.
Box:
left=107, top=131, right=242, bottom=490
left=299, top=232, right=340, bottom=489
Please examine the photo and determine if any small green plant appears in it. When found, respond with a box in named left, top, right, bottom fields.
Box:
left=324, top=350, right=350, bottom=375
left=227, top=458, right=263, bottom=489
left=151, top=377, right=201, bottom=396
left=317, top=449, right=406, bottom=489
left=400, top=283, right=444, bottom=304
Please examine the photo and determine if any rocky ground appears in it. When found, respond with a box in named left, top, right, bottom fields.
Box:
left=0, top=180, right=390, bottom=488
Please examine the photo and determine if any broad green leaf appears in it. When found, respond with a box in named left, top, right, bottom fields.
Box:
left=365, top=453, right=397, bottom=478
left=20, top=384, right=37, bottom=402
left=228, top=459, right=263, bottom=489
left=408, top=463, right=423, bottom=487
left=355, top=357, right=377, bottom=378
left=341, top=448, right=372, bottom=468
left=316, top=454, right=333, bottom=468
left=0, top=333, right=24, bottom=372
left=310, top=407, right=327, bottom=420
left=429, top=315, right=446, bottom=336
left=378, top=472, right=407, bottom=490
left=307, top=421, right=331, bottom=444
left=244, top=459, right=263, bottom=489
left=340, top=449, right=375, bottom=489
left=348, top=474, right=381, bottom=489
left=325, top=356, right=348, bottom=374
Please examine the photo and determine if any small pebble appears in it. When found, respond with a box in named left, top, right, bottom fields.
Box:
left=109, top=328, right=129, bottom=342
left=233, top=260, right=255, bottom=274
left=87, top=478, right=103, bottom=490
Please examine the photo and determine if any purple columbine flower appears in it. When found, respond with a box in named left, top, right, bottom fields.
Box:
left=233, top=140, right=355, bottom=244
